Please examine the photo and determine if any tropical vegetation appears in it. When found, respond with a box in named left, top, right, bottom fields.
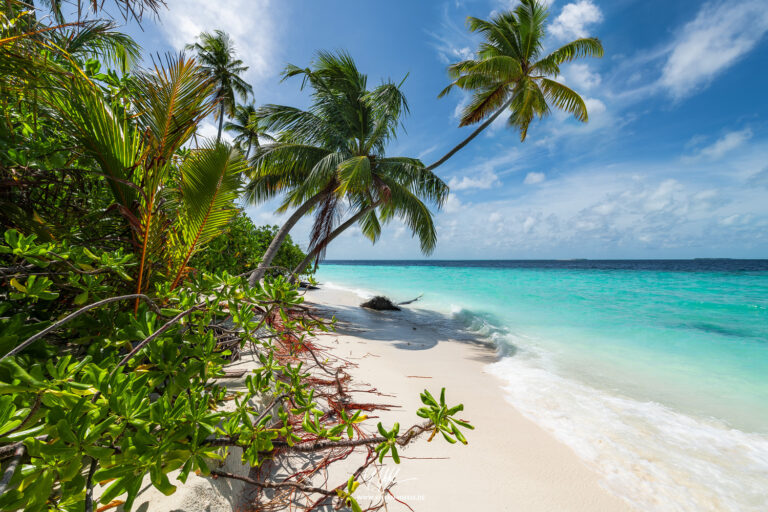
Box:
left=189, top=210, right=306, bottom=276
left=246, top=0, right=602, bottom=276
left=0, top=0, right=603, bottom=509
left=0, top=2, right=472, bottom=511
left=246, top=51, right=449, bottom=283
left=186, top=30, right=253, bottom=142
left=428, top=0, right=604, bottom=170
left=224, top=103, right=274, bottom=159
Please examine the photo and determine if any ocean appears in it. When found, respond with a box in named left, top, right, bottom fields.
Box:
left=316, top=260, right=768, bottom=511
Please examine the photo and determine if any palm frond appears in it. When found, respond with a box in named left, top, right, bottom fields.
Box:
left=514, top=0, right=548, bottom=61
left=169, top=143, right=245, bottom=288
left=246, top=143, right=332, bottom=205
left=508, top=78, right=549, bottom=140
left=335, top=156, right=372, bottom=196
left=534, top=38, right=603, bottom=74
left=378, top=177, right=438, bottom=255
left=41, top=78, right=143, bottom=209
left=538, top=78, right=588, bottom=122
left=134, top=53, right=216, bottom=164
left=52, top=21, right=141, bottom=72
left=459, top=83, right=510, bottom=126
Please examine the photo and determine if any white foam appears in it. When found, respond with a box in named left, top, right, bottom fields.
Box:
left=325, top=283, right=768, bottom=510
left=321, top=280, right=374, bottom=300
left=486, top=356, right=768, bottom=511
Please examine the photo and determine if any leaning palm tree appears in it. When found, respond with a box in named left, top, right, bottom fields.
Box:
left=246, top=51, right=447, bottom=285
left=427, top=0, right=603, bottom=171
left=224, top=103, right=274, bottom=158
left=186, top=30, right=253, bottom=142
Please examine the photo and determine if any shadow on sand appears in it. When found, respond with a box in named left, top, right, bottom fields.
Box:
left=311, top=301, right=513, bottom=365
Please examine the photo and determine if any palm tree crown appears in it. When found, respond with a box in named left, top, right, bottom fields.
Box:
left=186, top=30, right=253, bottom=142
left=246, top=51, right=447, bottom=283
left=428, top=0, right=603, bottom=170
left=224, top=103, right=274, bottom=159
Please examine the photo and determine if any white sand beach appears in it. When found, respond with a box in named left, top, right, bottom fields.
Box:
left=301, top=285, right=633, bottom=512
left=121, top=284, right=632, bottom=512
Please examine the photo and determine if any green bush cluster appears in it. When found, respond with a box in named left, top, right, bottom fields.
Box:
left=189, top=211, right=307, bottom=277
left=0, top=2, right=471, bottom=511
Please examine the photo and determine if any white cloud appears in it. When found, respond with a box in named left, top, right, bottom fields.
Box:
left=429, top=8, right=477, bottom=65
left=524, top=171, right=546, bottom=184
left=659, top=0, right=768, bottom=99
left=549, top=1, right=603, bottom=40
left=317, top=139, right=768, bottom=259
left=443, top=193, right=464, bottom=214
left=452, top=93, right=470, bottom=121
left=157, top=0, right=279, bottom=82
left=449, top=171, right=501, bottom=191
left=583, top=97, right=606, bottom=116
left=417, top=144, right=439, bottom=160
left=563, top=63, right=601, bottom=91
left=685, top=128, right=753, bottom=161
left=522, top=216, right=536, bottom=233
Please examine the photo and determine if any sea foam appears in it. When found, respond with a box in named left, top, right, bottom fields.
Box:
left=449, top=308, right=768, bottom=512
left=317, top=262, right=768, bottom=511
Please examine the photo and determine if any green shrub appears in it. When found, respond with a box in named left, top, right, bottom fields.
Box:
left=189, top=211, right=308, bottom=277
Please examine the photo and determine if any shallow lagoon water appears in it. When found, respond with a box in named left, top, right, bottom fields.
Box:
left=317, top=260, right=768, bottom=511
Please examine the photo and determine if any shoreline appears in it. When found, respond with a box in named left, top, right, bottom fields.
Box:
left=306, top=285, right=632, bottom=511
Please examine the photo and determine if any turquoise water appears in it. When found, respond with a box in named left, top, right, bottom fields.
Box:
left=316, top=261, right=768, bottom=511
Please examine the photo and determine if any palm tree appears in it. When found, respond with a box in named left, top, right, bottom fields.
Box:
left=427, top=0, right=603, bottom=171
left=44, top=55, right=246, bottom=305
left=246, top=51, right=447, bottom=285
left=186, top=30, right=253, bottom=142
left=224, top=103, right=274, bottom=158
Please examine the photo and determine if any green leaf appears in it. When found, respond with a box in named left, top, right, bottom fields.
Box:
left=74, top=291, right=89, bottom=305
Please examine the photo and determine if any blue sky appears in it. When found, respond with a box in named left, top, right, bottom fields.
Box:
left=123, top=0, right=768, bottom=259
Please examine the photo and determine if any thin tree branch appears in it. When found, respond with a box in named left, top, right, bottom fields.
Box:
left=1, top=294, right=163, bottom=362
left=0, top=444, right=24, bottom=496
left=84, top=457, right=97, bottom=512
left=210, top=469, right=334, bottom=496
left=112, top=304, right=203, bottom=374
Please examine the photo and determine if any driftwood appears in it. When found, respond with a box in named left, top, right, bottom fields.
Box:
left=360, top=294, right=423, bottom=311
left=398, top=294, right=423, bottom=305
left=361, top=296, right=401, bottom=311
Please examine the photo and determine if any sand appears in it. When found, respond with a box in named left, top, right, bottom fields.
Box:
left=119, top=285, right=632, bottom=511
left=303, top=285, right=633, bottom=512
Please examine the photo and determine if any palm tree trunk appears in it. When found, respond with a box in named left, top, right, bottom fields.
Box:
left=424, top=96, right=515, bottom=172
left=216, top=104, right=225, bottom=143
left=247, top=190, right=327, bottom=286
left=245, top=140, right=252, bottom=160
left=291, top=201, right=381, bottom=279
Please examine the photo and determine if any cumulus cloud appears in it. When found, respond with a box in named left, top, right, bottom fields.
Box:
left=524, top=172, right=546, bottom=184
left=317, top=146, right=768, bottom=259
left=156, top=0, right=279, bottom=82
left=583, top=97, right=606, bottom=116
left=443, top=193, right=464, bottom=214
left=549, top=0, right=603, bottom=40
left=448, top=171, right=501, bottom=191
left=659, top=0, right=768, bottom=99
left=685, top=128, right=753, bottom=161
left=563, top=63, right=601, bottom=91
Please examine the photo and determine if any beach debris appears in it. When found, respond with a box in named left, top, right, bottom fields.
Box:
left=299, top=281, right=319, bottom=290
left=361, top=296, right=401, bottom=310
left=398, top=294, right=423, bottom=305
